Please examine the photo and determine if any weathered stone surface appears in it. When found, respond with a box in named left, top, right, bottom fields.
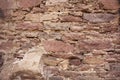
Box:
left=11, top=10, right=27, bottom=21
left=16, top=22, right=44, bottom=31
left=69, top=12, right=83, bottom=17
left=83, top=55, right=104, bottom=64
left=60, top=15, right=82, bottom=22
left=69, top=58, right=81, bottom=66
left=43, top=56, right=62, bottom=66
left=50, top=53, right=82, bottom=59
left=77, top=65, right=91, bottom=71
left=14, top=46, right=46, bottom=73
left=92, top=50, right=107, bottom=55
left=100, top=24, right=119, bottom=33
left=17, top=0, right=42, bottom=8
left=75, top=76, right=103, bottom=80
left=0, top=0, right=17, bottom=9
left=0, top=41, right=19, bottom=51
left=42, top=40, right=74, bottom=52
left=105, top=58, right=118, bottom=63
left=0, top=45, right=46, bottom=80
left=46, top=0, right=67, bottom=6
left=32, top=7, right=47, bottom=13
left=83, top=13, right=116, bottom=23
left=78, top=38, right=113, bottom=51
left=43, top=22, right=70, bottom=31
left=25, top=13, right=41, bottom=22
left=110, top=63, right=120, bottom=71
left=70, top=26, right=86, bottom=32
left=40, top=13, right=59, bottom=22
left=60, top=71, right=96, bottom=78
left=49, top=76, right=63, bottom=80
left=63, top=32, right=85, bottom=41
left=59, top=59, right=69, bottom=70
left=0, top=0, right=119, bottom=80
left=22, top=31, right=39, bottom=38
left=99, top=0, right=120, bottom=10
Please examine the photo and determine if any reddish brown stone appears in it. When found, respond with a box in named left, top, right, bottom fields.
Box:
left=100, top=25, right=119, bottom=33
left=105, top=58, right=117, bottom=63
left=109, top=71, right=120, bottom=77
left=110, top=63, right=120, bottom=71
left=16, top=22, right=44, bottom=31
left=69, top=58, right=81, bottom=66
left=44, top=66, right=60, bottom=75
left=83, top=13, right=116, bottom=23
left=60, top=15, right=82, bottom=22
left=49, top=76, right=63, bottom=80
left=0, top=41, right=19, bottom=51
left=0, top=0, right=17, bottom=10
left=50, top=53, right=82, bottom=59
left=17, top=0, right=42, bottom=8
left=62, top=32, right=85, bottom=42
left=99, top=0, right=120, bottom=10
left=78, top=65, right=91, bottom=71
left=78, top=38, right=113, bottom=51
left=42, top=40, right=74, bottom=52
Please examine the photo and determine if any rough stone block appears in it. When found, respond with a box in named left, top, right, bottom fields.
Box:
left=83, top=13, right=116, bottom=23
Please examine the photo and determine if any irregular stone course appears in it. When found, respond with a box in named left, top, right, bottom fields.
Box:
left=0, top=0, right=119, bottom=80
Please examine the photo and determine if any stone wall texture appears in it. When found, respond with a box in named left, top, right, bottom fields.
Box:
left=0, top=0, right=120, bottom=80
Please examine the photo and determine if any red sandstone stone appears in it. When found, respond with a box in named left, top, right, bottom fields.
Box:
left=62, top=32, right=85, bottom=42
left=100, top=25, right=119, bottom=33
left=42, top=40, right=74, bottom=52
left=50, top=53, right=82, bottom=59
left=16, top=22, right=44, bottom=31
left=78, top=38, right=113, bottom=51
left=17, top=0, right=42, bottom=8
left=69, top=58, right=81, bottom=66
left=0, top=41, right=18, bottom=51
left=0, top=0, right=17, bottom=9
left=83, top=13, right=116, bottom=23
left=99, top=0, right=120, bottom=10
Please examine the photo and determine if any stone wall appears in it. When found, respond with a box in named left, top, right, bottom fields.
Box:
left=0, top=0, right=120, bottom=80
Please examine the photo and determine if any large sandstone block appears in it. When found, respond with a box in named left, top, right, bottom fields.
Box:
left=99, top=0, right=120, bottom=10
left=0, top=0, right=17, bottom=10
left=17, top=0, right=42, bottom=8
left=78, top=38, right=113, bottom=51
left=16, top=22, right=44, bottom=31
left=42, top=40, right=74, bottom=52
left=83, top=13, right=116, bottom=23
